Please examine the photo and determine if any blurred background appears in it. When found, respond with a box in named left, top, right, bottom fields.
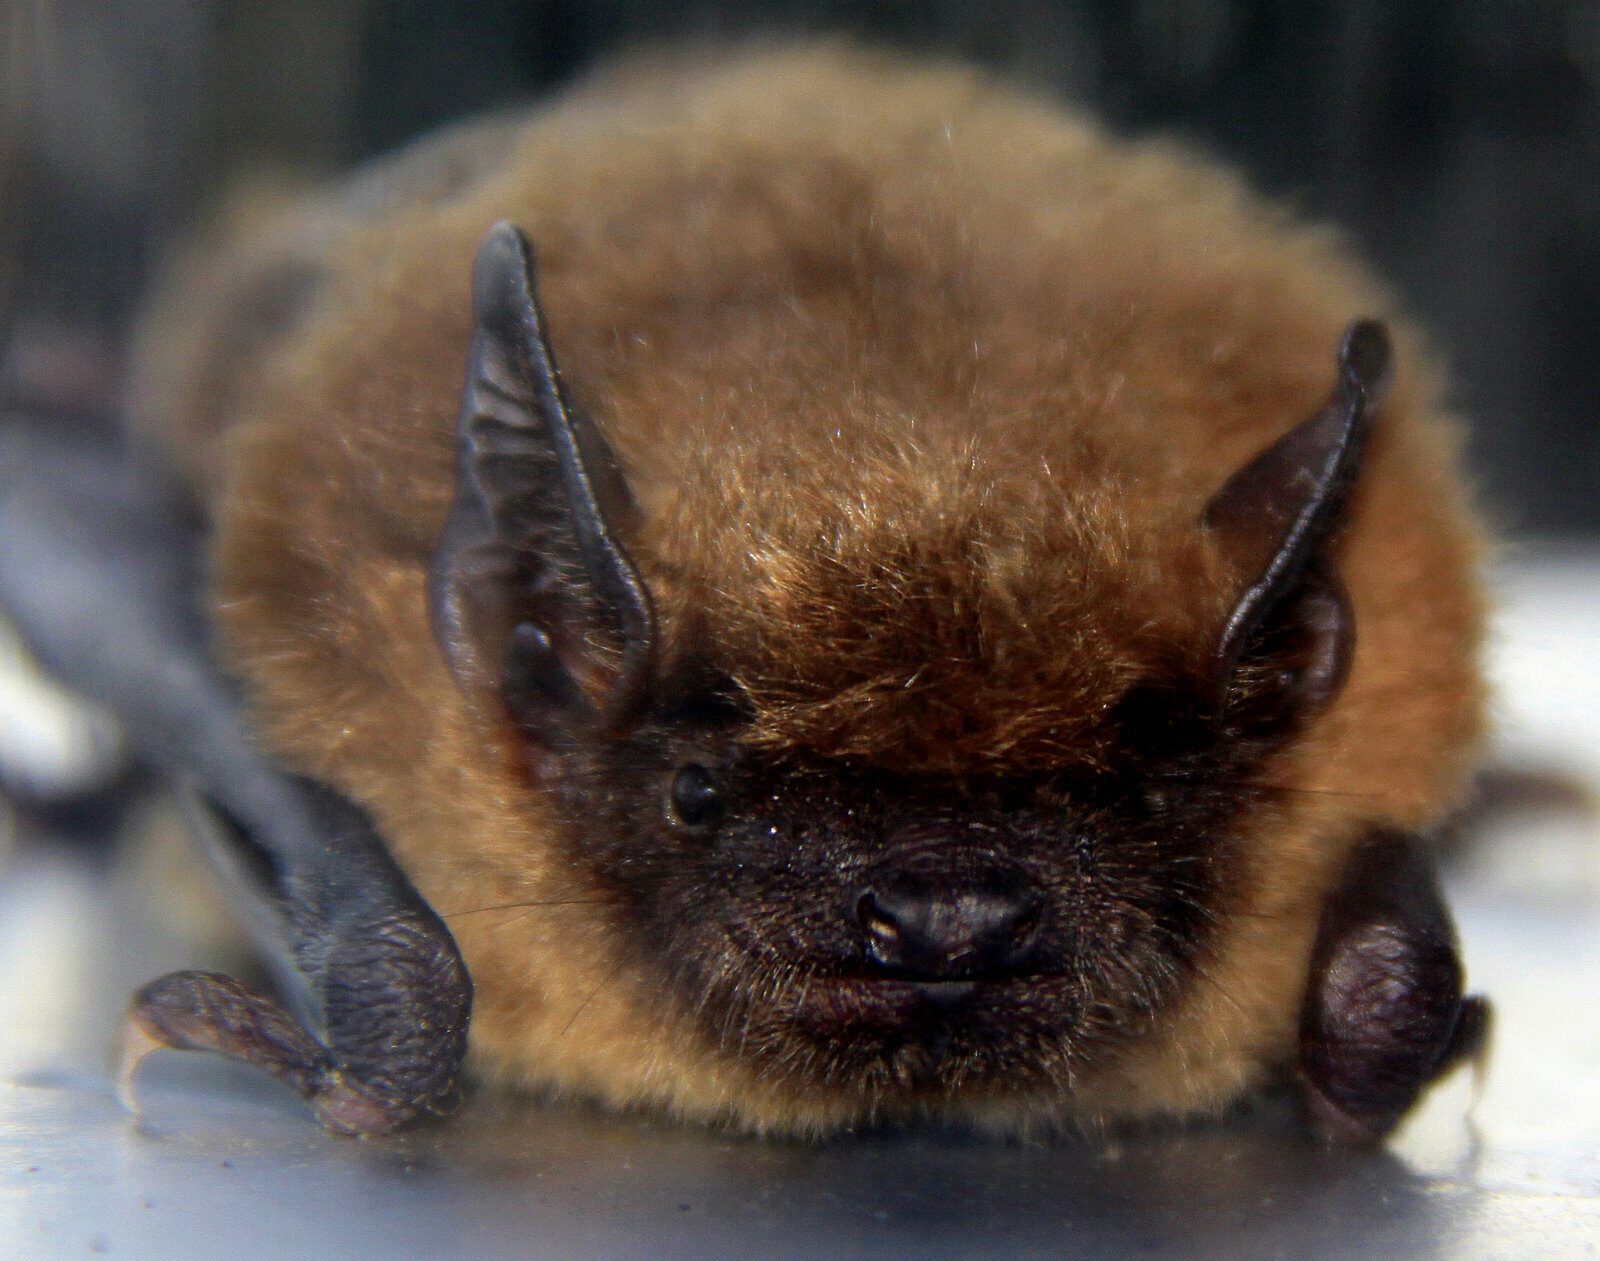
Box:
left=3, top=0, right=1598, bottom=535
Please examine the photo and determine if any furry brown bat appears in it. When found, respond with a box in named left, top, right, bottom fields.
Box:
left=42, top=46, right=1494, bottom=1141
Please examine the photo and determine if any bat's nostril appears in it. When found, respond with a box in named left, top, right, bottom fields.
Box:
left=1008, top=898, right=1044, bottom=951
left=853, top=873, right=1043, bottom=980
left=855, top=890, right=902, bottom=946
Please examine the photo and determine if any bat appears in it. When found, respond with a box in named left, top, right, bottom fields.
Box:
left=2, top=46, right=1489, bottom=1142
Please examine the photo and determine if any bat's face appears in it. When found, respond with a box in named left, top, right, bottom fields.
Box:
left=546, top=674, right=1264, bottom=1102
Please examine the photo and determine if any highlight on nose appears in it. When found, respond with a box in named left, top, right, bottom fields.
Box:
left=854, top=869, right=1043, bottom=980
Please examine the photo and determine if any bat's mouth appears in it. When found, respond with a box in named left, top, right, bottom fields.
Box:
left=801, top=974, right=995, bottom=1018
left=896, top=979, right=980, bottom=1006
left=738, top=969, right=1075, bottom=1095
left=792, top=971, right=1054, bottom=1026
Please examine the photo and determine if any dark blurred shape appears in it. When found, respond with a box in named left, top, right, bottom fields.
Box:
left=5, top=0, right=1597, bottom=532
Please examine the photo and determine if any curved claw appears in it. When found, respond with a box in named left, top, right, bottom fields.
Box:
left=118, top=966, right=464, bottom=1135
left=119, top=971, right=332, bottom=1118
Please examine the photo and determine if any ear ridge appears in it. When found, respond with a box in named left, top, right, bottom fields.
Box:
left=1203, top=320, right=1392, bottom=708
left=430, top=221, right=656, bottom=733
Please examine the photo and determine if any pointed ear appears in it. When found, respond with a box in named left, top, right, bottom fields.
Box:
left=429, top=222, right=656, bottom=737
left=1202, top=320, right=1393, bottom=715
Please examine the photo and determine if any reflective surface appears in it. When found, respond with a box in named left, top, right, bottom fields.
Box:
left=3, top=553, right=1598, bottom=1260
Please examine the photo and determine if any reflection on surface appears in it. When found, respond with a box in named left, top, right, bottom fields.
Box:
left=4, top=1067, right=1473, bottom=1261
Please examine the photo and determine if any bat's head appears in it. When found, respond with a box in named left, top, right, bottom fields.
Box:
left=429, top=223, right=1468, bottom=1135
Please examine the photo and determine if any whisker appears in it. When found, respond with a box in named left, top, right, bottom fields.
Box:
left=562, top=963, right=625, bottom=1037
left=442, top=898, right=606, bottom=920
left=1274, top=787, right=1383, bottom=801
left=1188, top=955, right=1250, bottom=1021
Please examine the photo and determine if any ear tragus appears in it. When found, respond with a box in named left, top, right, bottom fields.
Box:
left=429, top=221, right=656, bottom=738
left=1202, top=320, right=1392, bottom=715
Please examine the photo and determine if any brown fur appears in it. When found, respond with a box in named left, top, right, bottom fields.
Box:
left=130, top=45, right=1487, bottom=1134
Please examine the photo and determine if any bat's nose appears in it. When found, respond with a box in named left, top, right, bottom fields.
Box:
left=854, top=869, right=1043, bottom=980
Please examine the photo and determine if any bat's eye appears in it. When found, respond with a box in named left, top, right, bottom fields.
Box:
left=669, top=763, right=723, bottom=827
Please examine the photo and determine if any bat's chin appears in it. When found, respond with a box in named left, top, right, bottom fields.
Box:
left=730, top=971, right=1079, bottom=1098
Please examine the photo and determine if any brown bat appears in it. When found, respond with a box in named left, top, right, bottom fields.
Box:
left=5, top=46, right=1489, bottom=1141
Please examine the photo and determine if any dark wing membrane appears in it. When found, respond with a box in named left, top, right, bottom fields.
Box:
left=0, top=420, right=470, bottom=1133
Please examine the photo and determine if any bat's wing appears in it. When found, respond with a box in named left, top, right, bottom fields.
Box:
left=1298, top=831, right=1489, bottom=1142
left=0, top=420, right=471, bottom=1134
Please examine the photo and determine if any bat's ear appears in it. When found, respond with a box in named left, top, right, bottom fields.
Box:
left=1201, top=320, right=1392, bottom=719
left=1298, top=834, right=1489, bottom=1142
left=429, top=222, right=656, bottom=740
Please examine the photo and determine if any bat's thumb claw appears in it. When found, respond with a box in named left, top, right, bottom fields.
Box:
left=114, top=969, right=328, bottom=1119
left=114, top=1005, right=169, bottom=1116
